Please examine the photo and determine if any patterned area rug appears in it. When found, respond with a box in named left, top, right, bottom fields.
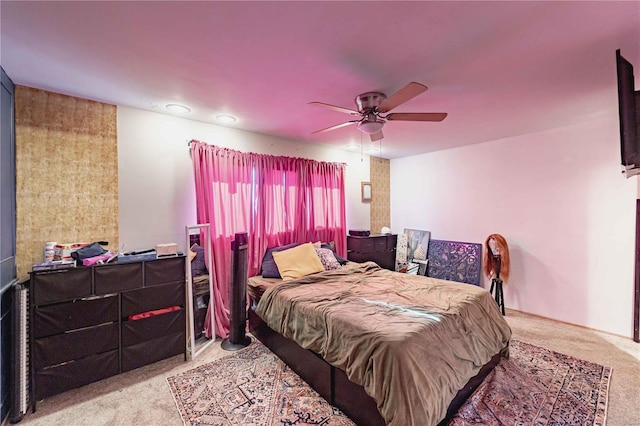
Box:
left=167, top=342, right=353, bottom=426
left=448, top=340, right=611, bottom=425
left=167, top=340, right=611, bottom=426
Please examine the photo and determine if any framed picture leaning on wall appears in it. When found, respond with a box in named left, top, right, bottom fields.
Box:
left=404, top=228, right=431, bottom=275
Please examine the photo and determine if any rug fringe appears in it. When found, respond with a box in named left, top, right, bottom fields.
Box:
left=165, top=378, right=189, bottom=426
left=596, top=366, right=612, bottom=426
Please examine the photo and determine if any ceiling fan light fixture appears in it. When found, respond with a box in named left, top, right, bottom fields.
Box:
left=309, top=82, right=446, bottom=141
left=358, top=119, right=385, bottom=134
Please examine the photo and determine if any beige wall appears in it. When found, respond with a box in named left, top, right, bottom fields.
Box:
left=370, top=156, right=390, bottom=233
left=15, top=87, right=118, bottom=278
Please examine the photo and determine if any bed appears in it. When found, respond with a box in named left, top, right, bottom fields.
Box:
left=248, top=259, right=511, bottom=426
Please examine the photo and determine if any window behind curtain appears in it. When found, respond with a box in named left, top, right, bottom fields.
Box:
left=252, top=154, right=346, bottom=264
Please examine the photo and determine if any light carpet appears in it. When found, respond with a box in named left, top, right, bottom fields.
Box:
left=167, top=339, right=611, bottom=426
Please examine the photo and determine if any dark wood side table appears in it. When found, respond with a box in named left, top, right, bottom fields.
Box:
left=347, top=234, right=397, bottom=271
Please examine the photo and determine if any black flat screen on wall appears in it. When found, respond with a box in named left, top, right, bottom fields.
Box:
left=616, top=49, right=640, bottom=178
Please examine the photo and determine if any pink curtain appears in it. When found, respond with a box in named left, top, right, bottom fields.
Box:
left=191, top=141, right=253, bottom=338
left=190, top=140, right=347, bottom=339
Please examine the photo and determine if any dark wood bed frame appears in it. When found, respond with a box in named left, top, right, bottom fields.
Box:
left=248, top=307, right=502, bottom=426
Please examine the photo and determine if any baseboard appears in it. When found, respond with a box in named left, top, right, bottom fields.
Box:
left=507, top=308, right=635, bottom=341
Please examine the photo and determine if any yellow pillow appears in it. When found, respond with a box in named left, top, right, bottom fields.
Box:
left=272, top=242, right=325, bottom=281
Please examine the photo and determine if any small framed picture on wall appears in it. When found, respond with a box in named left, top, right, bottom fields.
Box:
left=361, top=182, right=372, bottom=202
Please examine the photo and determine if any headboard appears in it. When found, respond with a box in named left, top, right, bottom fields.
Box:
left=427, top=239, right=483, bottom=286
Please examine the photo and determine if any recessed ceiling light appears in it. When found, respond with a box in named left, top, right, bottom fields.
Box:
left=166, top=104, right=191, bottom=114
left=216, top=114, right=237, bottom=123
left=346, top=143, right=360, bottom=151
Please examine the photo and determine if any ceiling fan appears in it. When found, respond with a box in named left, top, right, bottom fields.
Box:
left=309, top=82, right=447, bottom=141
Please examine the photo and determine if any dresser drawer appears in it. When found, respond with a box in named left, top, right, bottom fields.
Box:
left=122, top=308, right=185, bottom=346
left=347, top=252, right=369, bottom=263
left=34, top=350, right=119, bottom=400
left=33, top=322, right=119, bottom=369
left=373, top=237, right=389, bottom=251
left=94, top=262, right=142, bottom=293
left=370, top=251, right=396, bottom=271
left=347, top=237, right=374, bottom=253
left=32, top=268, right=93, bottom=305
left=145, top=257, right=185, bottom=286
left=122, top=332, right=184, bottom=372
left=121, top=281, right=184, bottom=317
left=33, top=295, right=118, bottom=338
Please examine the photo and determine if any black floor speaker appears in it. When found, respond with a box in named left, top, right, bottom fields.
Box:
left=221, top=232, right=252, bottom=351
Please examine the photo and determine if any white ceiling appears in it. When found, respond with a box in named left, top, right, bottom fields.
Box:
left=1, top=1, right=638, bottom=159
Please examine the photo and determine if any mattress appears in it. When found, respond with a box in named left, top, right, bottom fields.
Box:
left=255, top=261, right=511, bottom=426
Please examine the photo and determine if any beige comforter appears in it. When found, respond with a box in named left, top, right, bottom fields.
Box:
left=255, top=262, right=511, bottom=426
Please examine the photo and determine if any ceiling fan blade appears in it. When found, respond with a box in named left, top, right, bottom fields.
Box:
left=308, top=102, right=359, bottom=115
left=386, top=112, right=447, bottom=122
left=312, top=120, right=360, bottom=134
left=377, top=82, right=428, bottom=113
left=370, top=131, right=384, bottom=141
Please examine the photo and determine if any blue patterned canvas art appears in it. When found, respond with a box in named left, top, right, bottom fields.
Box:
left=427, top=239, right=483, bottom=286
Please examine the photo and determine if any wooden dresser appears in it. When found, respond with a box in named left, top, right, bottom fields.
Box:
left=29, top=256, right=186, bottom=408
left=347, top=234, right=397, bottom=271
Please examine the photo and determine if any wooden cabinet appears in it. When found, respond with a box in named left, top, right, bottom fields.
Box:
left=347, top=234, right=397, bottom=271
left=29, top=256, right=186, bottom=406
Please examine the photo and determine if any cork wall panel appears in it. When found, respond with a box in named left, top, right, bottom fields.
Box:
left=15, top=87, right=118, bottom=278
left=370, top=156, right=390, bottom=233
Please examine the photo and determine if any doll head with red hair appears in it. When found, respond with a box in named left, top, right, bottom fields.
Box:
left=483, top=234, right=510, bottom=283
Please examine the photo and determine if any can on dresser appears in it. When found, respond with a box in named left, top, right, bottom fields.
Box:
left=43, top=242, right=56, bottom=263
